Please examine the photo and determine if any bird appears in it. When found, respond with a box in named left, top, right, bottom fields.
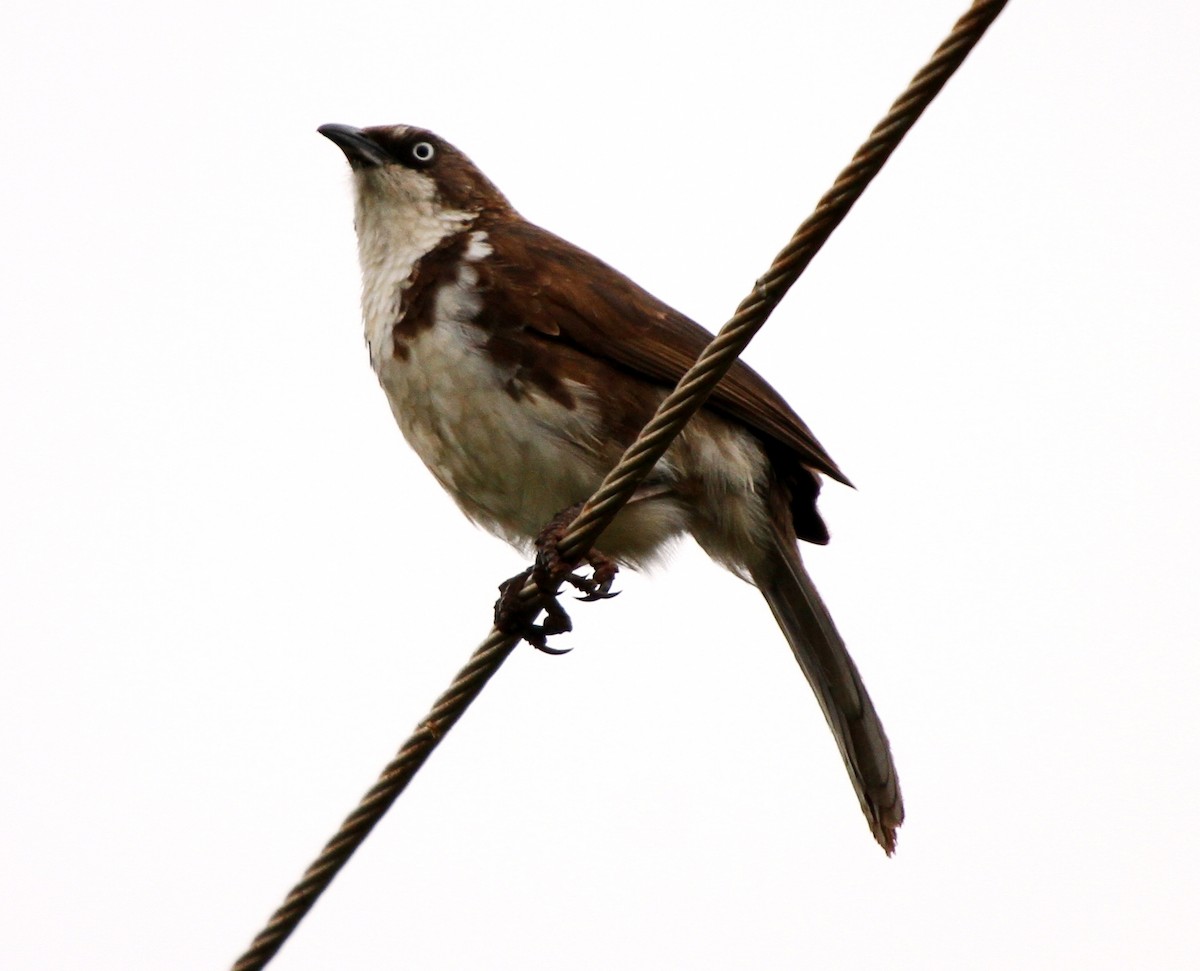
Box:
left=318, top=122, right=904, bottom=853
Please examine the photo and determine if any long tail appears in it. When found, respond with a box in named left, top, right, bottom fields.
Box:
left=749, top=532, right=904, bottom=854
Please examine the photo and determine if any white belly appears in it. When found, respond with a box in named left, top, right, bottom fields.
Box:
left=375, top=313, right=609, bottom=548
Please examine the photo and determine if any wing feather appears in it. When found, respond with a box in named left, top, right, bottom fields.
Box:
left=476, top=215, right=850, bottom=486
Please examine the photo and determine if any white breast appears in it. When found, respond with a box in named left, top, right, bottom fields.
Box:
left=367, top=234, right=608, bottom=547
left=348, top=166, right=760, bottom=564
left=350, top=161, right=476, bottom=364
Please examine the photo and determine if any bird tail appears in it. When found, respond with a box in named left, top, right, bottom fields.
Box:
left=749, top=533, right=904, bottom=854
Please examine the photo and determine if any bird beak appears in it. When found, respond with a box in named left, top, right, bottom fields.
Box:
left=318, top=124, right=391, bottom=168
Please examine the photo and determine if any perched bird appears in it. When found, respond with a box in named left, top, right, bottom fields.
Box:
left=319, top=123, right=904, bottom=853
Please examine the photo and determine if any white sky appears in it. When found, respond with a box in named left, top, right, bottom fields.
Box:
left=3, top=1, right=1198, bottom=968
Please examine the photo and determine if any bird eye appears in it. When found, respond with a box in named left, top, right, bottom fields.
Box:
left=411, top=141, right=436, bottom=165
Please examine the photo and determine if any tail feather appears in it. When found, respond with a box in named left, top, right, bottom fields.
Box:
left=750, top=534, right=904, bottom=854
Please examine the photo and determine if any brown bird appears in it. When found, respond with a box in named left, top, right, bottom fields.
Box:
left=319, top=123, right=904, bottom=853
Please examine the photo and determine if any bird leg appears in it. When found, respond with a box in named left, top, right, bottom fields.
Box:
left=493, top=502, right=620, bottom=653
left=494, top=568, right=575, bottom=654
left=533, top=503, right=620, bottom=602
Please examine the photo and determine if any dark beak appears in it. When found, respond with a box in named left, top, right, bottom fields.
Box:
left=318, top=124, right=391, bottom=168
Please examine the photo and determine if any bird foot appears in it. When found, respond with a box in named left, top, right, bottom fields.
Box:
left=493, top=503, right=620, bottom=653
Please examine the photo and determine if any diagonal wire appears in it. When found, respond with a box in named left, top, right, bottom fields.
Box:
left=231, top=2, right=1007, bottom=968
left=559, top=0, right=1007, bottom=560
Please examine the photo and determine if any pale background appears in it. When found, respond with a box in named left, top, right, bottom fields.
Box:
left=3, top=2, right=1197, bottom=968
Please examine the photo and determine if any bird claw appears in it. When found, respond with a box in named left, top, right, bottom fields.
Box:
left=576, top=588, right=621, bottom=603
left=531, top=640, right=574, bottom=656
left=494, top=568, right=575, bottom=653
left=491, top=503, right=620, bottom=652
left=562, top=569, right=620, bottom=602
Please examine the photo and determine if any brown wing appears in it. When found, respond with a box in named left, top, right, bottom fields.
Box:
left=476, top=213, right=850, bottom=486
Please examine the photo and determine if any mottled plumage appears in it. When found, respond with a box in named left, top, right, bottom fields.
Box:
left=320, top=123, right=903, bottom=852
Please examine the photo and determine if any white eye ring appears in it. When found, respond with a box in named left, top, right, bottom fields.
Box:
left=412, top=141, right=435, bottom=163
